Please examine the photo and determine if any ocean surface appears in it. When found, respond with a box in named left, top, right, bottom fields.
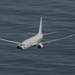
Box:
left=0, top=0, right=75, bottom=75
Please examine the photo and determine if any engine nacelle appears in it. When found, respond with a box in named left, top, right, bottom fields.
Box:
left=38, top=43, right=43, bottom=48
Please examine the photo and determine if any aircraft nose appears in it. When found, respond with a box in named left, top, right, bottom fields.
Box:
left=17, top=46, right=22, bottom=49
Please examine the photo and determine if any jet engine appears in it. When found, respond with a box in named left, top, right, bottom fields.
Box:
left=38, top=43, right=43, bottom=48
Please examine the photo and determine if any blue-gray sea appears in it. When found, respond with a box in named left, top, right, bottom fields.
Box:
left=0, top=0, right=75, bottom=75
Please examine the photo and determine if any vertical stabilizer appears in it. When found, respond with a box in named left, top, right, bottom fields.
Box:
left=38, top=17, right=42, bottom=34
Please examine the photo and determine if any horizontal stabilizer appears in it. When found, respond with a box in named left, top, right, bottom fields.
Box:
left=28, top=32, right=36, bottom=35
left=43, top=32, right=57, bottom=36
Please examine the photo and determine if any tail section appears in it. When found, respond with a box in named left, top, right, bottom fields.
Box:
left=38, top=17, right=42, bottom=34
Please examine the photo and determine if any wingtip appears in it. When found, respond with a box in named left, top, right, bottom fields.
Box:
left=70, top=34, right=75, bottom=37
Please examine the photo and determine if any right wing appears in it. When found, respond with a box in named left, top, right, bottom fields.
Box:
left=0, top=38, right=20, bottom=44
left=42, top=34, right=75, bottom=44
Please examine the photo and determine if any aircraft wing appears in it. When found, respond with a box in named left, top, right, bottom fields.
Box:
left=42, top=34, right=75, bottom=44
left=0, top=38, right=20, bottom=44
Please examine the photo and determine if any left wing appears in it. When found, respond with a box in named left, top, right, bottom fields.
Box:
left=42, top=34, right=75, bottom=44
left=0, top=38, right=20, bottom=44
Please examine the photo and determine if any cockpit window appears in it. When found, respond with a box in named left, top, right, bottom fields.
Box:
left=20, top=44, right=25, bottom=46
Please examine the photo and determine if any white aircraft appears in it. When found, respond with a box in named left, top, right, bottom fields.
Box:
left=0, top=17, right=75, bottom=50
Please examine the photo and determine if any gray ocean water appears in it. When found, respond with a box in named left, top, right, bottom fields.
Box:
left=0, top=0, right=75, bottom=75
